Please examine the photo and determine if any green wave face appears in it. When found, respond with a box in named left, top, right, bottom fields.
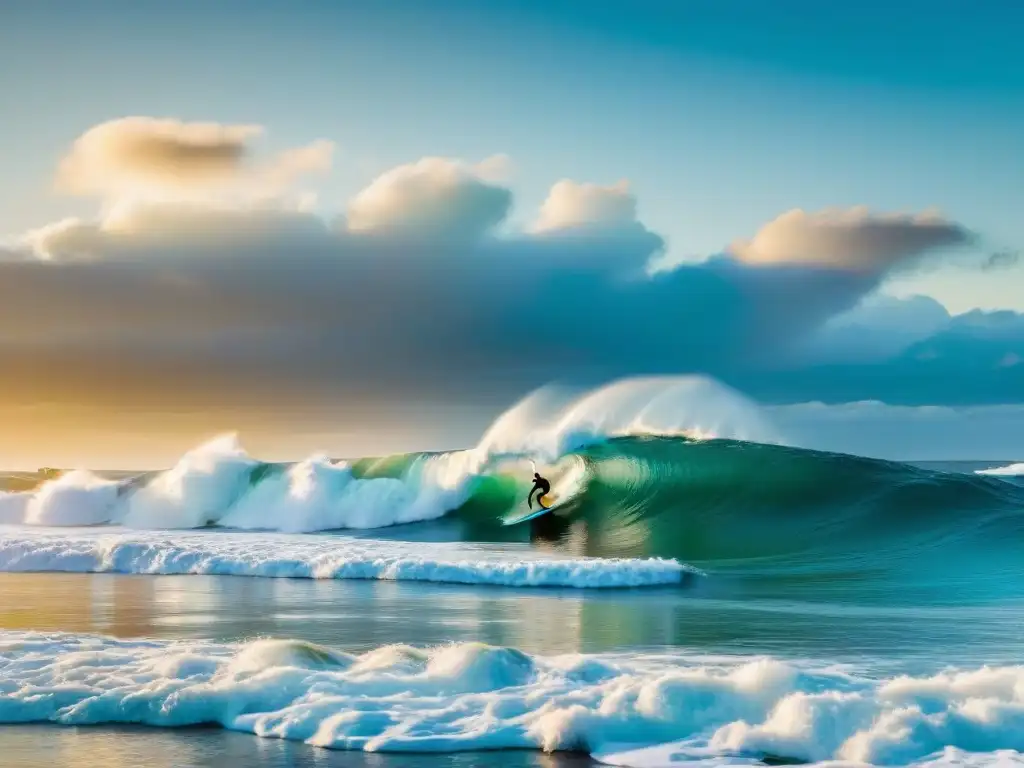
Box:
left=585, top=438, right=1022, bottom=556
left=427, top=436, right=1024, bottom=590
left=239, top=436, right=1024, bottom=577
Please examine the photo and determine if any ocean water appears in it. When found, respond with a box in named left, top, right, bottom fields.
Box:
left=2, top=378, right=1024, bottom=767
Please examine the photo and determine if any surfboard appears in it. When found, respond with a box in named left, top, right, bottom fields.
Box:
left=501, top=457, right=588, bottom=526
left=501, top=493, right=565, bottom=526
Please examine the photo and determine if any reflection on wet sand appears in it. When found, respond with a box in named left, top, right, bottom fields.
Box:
left=0, top=572, right=597, bottom=654
left=0, top=573, right=156, bottom=636
left=2, top=570, right=1023, bottom=672
left=5, top=725, right=598, bottom=768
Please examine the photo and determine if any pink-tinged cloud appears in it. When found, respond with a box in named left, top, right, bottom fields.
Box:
left=728, top=207, right=971, bottom=273
left=56, top=117, right=334, bottom=201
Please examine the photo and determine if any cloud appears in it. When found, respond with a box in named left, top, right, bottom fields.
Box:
left=736, top=306, right=1024, bottom=406
left=530, top=179, right=666, bottom=272
left=55, top=117, right=334, bottom=201
left=21, top=218, right=105, bottom=261
left=802, top=293, right=952, bottom=363
left=727, top=207, right=972, bottom=274
left=344, top=156, right=512, bottom=240
left=22, top=199, right=330, bottom=262
left=0, top=127, right=1009, bottom=416
left=259, top=139, right=335, bottom=189
left=472, top=154, right=514, bottom=183
left=983, top=249, right=1020, bottom=271
left=533, top=179, right=638, bottom=233
left=901, top=309, right=1024, bottom=371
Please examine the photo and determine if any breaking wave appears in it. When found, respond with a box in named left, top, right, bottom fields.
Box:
left=3, top=375, right=1024, bottom=588
left=0, top=376, right=777, bottom=534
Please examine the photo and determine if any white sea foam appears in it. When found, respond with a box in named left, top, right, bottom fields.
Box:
left=977, top=463, right=1024, bottom=477
left=2, top=435, right=476, bottom=533
left=0, top=527, right=690, bottom=588
left=477, top=374, right=781, bottom=462
left=0, top=630, right=1021, bottom=766
left=120, top=434, right=258, bottom=528
left=219, top=453, right=466, bottom=532
left=24, top=469, right=122, bottom=526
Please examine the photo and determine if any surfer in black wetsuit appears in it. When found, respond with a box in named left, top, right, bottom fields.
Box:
left=528, top=472, right=551, bottom=509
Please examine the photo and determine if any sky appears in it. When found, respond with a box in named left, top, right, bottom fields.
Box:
left=0, top=0, right=1022, bottom=467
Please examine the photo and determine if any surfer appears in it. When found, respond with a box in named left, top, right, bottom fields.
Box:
left=528, top=472, right=551, bottom=509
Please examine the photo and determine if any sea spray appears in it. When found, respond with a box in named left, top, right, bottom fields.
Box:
left=121, top=434, right=258, bottom=528
left=24, top=470, right=122, bottom=526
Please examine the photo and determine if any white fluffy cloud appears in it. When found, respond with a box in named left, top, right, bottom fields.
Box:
left=533, top=179, right=638, bottom=233
left=530, top=179, right=666, bottom=269
left=55, top=117, right=334, bottom=202
left=345, top=156, right=512, bottom=240
left=728, top=207, right=971, bottom=274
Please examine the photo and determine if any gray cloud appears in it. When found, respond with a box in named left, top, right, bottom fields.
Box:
left=983, top=249, right=1021, bottom=271
left=0, top=149, right=1007, bottom=413
left=737, top=308, right=1024, bottom=406
left=800, top=294, right=952, bottom=363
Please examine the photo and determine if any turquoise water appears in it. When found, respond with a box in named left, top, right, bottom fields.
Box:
left=1, top=442, right=1023, bottom=766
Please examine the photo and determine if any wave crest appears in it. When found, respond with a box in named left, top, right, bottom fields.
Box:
left=476, top=374, right=779, bottom=461
left=977, top=462, right=1024, bottom=477
left=1, top=376, right=778, bottom=534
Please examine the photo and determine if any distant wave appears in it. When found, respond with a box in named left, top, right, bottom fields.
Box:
left=0, top=527, right=691, bottom=588
left=2, top=629, right=1024, bottom=766
left=977, top=462, right=1024, bottom=476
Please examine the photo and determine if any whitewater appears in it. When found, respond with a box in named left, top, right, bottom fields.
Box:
left=0, top=527, right=690, bottom=588
left=3, top=631, right=1024, bottom=766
